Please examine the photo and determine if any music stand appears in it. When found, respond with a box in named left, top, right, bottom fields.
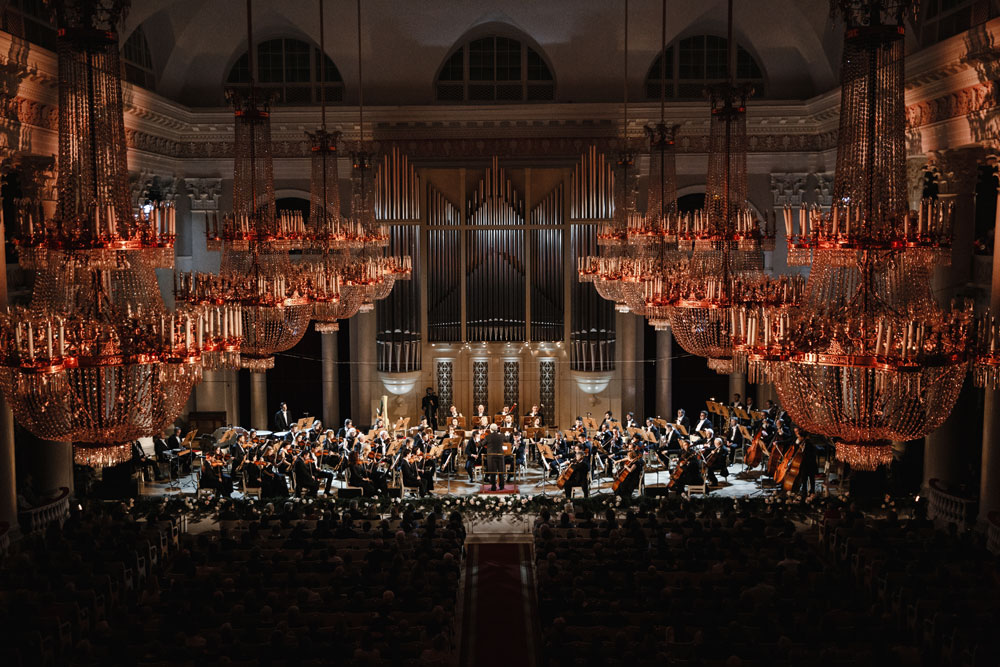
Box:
left=537, top=441, right=557, bottom=495
left=739, top=425, right=753, bottom=471
left=583, top=417, right=599, bottom=432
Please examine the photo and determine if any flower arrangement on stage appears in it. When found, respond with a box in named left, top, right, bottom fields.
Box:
left=116, top=489, right=915, bottom=527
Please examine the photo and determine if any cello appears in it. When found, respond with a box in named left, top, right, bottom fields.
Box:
left=556, top=461, right=577, bottom=489
left=774, top=446, right=797, bottom=485
left=612, top=453, right=641, bottom=492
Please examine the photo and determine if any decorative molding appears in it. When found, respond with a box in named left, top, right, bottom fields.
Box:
left=539, top=359, right=556, bottom=417
left=472, top=360, right=489, bottom=412
left=927, top=147, right=985, bottom=196
left=130, top=170, right=180, bottom=207
left=769, top=172, right=809, bottom=206
left=436, top=359, right=454, bottom=419
left=503, top=360, right=519, bottom=413
left=184, top=177, right=223, bottom=211
left=7, top=154, right=56, bottom=201
left=906, top=158, right=930, bottom=209
left=812, top=172, right=834, bottom=208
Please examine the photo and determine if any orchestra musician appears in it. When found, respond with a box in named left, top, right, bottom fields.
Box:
left=465, top=432, right=483, bottom=482
left=274, top=401, right=291, bottom=432
left=791, top=427, right=818, bottom=497
left=693, top=410, right=714, bottom=442
left=725, top=416, right=744, bottom=465
left=201, top=450, right=234, bottom=497
left=644, top=417, right=661, bottom=442
left=484, top=423, right=506, bottom=491
left=131, top=440, right=163, bottom=481
left=705, top=437, right=730, bottom=485
left=309, top=445, right=335, bottom=495
left=449, top=405, right=462, bottom=419
left=422, top=387, right=440, bottom=430
left=599, top=410, right=616, bottom=430
left=614, top=442, right=645, bottom=501
left=730, top=393, right=745, bottom=410
left=624, top=412, right=638, bottom=430
left=675, top=408, right=690, bottom=432
left=293, top=450, right=320, bottom=497
left=165, top=427, right=193, bottom=474
left=526, top=404, right=543, bottom=424
left=671, top=440, right=704, bottom=493
left=562, top=446, right=590, bottom=499
left=347, top=450, right=377, bottom=497
left=473, top=404, right=488, bottom=421
left=572, top=416, right=586, bottom=437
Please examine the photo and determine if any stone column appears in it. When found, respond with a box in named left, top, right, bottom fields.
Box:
left=924, top=149, right=981, bottom=492
left=981, top=176, right=1000, bottom=525
left=321, top=331, right=339, bottom=428
left=729, top=371, right=746, bottom=408
left=250, top=373, right=268, bottom=431
left=655, top=329, right=672, bottom=420
left=617, top=311, right=638, bottom=417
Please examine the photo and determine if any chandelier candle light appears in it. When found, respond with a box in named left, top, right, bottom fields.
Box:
left=734, top=0, right=972, bottom=470
left=0, top=0, right=233, bottom=467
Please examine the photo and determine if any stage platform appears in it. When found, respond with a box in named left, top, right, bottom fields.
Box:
left=136, top=460, right=811, bottom=500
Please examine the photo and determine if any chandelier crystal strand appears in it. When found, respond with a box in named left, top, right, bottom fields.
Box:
left=658, top=0, right=779, bottom=374
left=736, top=0, right=971, bottom=467
left=0, top=0, right=223, bottom=466
left=178, top=0, right=332, bottom=372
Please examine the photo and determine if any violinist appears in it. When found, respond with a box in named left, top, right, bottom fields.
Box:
left=705, top=437, right=730, bottom=485
left=372, top=430, right=390, bottom=457
left=572, top=416, right=586, bottom=437
left=599, top=410, right=616, bottom=430
left=614, top=442, right=644, bottom=501
left=201, top=450, right=234, bottom=497
left=348, top=450, right=377, bottom=497
left=293, top=451, right=320, bottom=497
left=624, top=411, right=638, bottom=430
left=562, top=446, right=590, bottom=499
left=310, top=445, right=335, bottom=495
left=464, top=432, right=483, bottom=482
left=308, top=419, right=323, bottom=442
left=399, top=447, right=422, bottom=492
left=512, top=431, right=526, bottom=472
left=526, top=404, right=543, bottom=424
left=230, top=435, right=247, bottom=470
left=417, top=447, right=436, bottom=497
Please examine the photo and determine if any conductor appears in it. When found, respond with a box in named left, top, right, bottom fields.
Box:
left=484, top=423, right=506, bottom=491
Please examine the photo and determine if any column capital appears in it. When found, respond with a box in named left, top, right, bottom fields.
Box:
left=927, top=148, right=985, bottom=196
left=130, top=169, right=181, bottom=208
left=906, top=157, right=930, bottom=210
left=6, top=154, right=56, bottom=201
left=810, top=171, right=834, bottom=208
left=769, top=172, right=809, bottom=206
left=184, top=177, right=223, bottom=211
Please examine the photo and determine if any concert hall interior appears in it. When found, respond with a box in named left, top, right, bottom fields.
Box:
left=2, top=0, right=1000, bottom=665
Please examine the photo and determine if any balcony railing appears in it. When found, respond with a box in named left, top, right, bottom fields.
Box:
left=927, top=478, right=978, bottom=527
left=18, top=487, right=70, bottom=534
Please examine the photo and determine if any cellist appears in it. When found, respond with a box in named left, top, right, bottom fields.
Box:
left=613, top=442, right=644, bottom=502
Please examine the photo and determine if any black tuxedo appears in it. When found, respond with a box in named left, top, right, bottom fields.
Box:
left=275, top=409, right=291, bottom=432
left=484, top=432, right=506, bottom=490
left=293, top=456, right=319, bottom=497
left=564, top=458, right=590, bottom=499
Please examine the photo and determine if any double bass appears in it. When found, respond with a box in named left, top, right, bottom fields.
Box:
left=776, top=443, right=806, bottom=491
left=744, top=428, right=766, bottom=469
left=766, top=443, right=784, bottom=479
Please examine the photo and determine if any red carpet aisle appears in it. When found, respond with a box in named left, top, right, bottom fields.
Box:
left=460, top=541, right=540, bottom=667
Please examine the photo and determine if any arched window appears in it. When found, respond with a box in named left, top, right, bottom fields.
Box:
left=226, top=38, right=343, bottom=105
left=1, top=0, right=56, bottom=50
left=122, top=26, right=155, bottom=90
left=645, top=35, right=764, bottom=100
left=918, top=0, right=995, bottom=45
left=435, top=35, right=554, bottom=102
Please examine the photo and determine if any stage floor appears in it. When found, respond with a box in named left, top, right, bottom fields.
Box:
left=138, top=460, right=790, bottom=500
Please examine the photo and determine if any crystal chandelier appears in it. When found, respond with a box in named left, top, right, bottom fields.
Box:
left=652, top=0, right=777, bottom=374
left=0, top=0, right=232, bottom=467
left=735, top=0, right=972, bottom=469
left=179, top=0, right=335, bottom=373
left=311, top=0, right=409, bottom=330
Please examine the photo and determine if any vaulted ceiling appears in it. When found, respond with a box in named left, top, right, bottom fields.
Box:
left=119, top=0, right=846, bottom=107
